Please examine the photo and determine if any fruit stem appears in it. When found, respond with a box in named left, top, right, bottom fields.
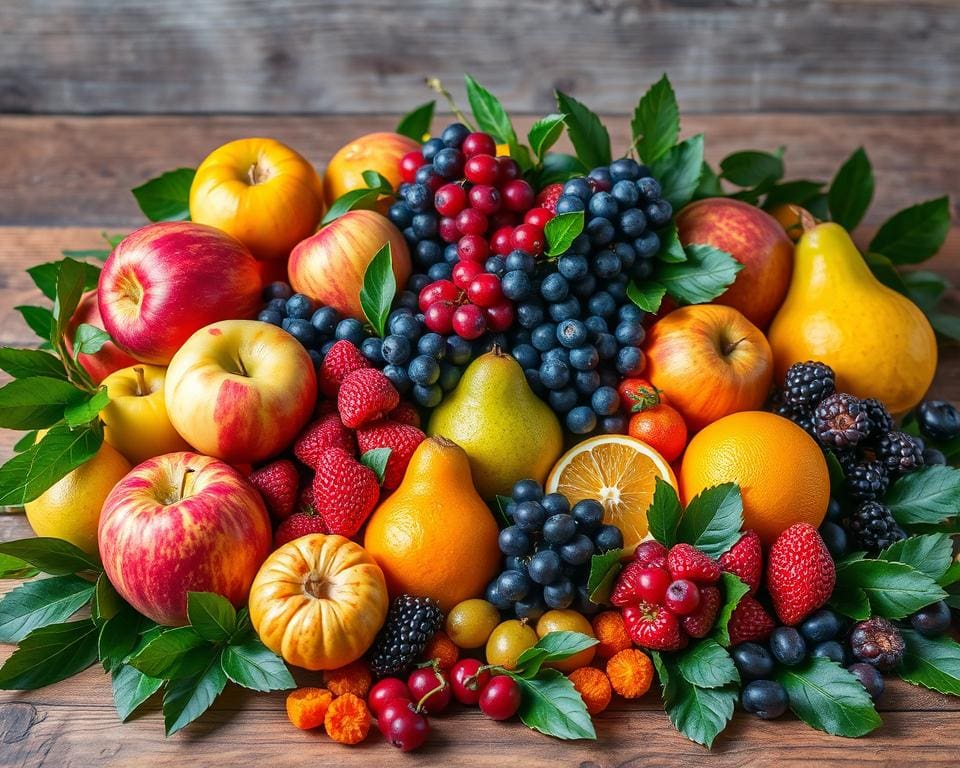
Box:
left=179, top=467, right=195, bottom=500
left=722, top=336, right=748, bottom=356
left=246, top=159, right=271, bottom=186
left=464, top=664, right=508, bottom=690
left=414, top=676, right=448, bottom=714
left=133, top=366, right=146, bottom=396
left=424, top=77, right=474, bottom=131
left=796, top=205, right=818, bottom=233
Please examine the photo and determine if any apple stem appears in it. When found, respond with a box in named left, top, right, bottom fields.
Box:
left=179, top=468, right=195, bottom=499
left=797, top=206, right=818, bottom=233
left=722, top=336, right=748, bottom=356
left=247, top=160, right=271, bottom=186
left=133, top=367, right=146, bottom=396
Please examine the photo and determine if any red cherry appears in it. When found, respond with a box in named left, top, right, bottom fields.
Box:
left=379, top=697, right=415, bottom=727
left=467, top=273, right=503, bottom=308
left=635, top=567, right=672, bottom=604
left=385, top=706, right=430, bottom=752
left=478, top=675, right=522, bottom=721
left=399, top=151, right=423, bottom=184
left=496, top=157, right=522, bottom=184
left=463, top=154, right=500, bottom=185
left=511, top=223, right=545, bottom=255
left=456, top=234, right=490, bottom=263
left=450, top=659, right=491, bottom=705
left=484, top=300, right=515, bottom=332
left=501, top=179, right=535, bottom=212
left=434, top=183, right=468, bottom=217
left=452, top=260, right=484, bottom=290
left=461, top=133, right=497, bottom=158
left=664, top=579, right=701, bottom=616
left=418, top=279, right=459, bottom=312
left=369, top=678, right=410, bottom=717
left=438, top=216, right=460, bottom=243
left=407, top=668, right=451, bottom=715
left=452, top=304, right=487, bottom=340
left=490, top=226, right=515, bottom=256
left=456, top=208, right=488, bottom=236
left=423, top=300, right=457, bottom=334
left=468, top=185, right=502, bottom=215
left=524, top=207, right=554, bottom=229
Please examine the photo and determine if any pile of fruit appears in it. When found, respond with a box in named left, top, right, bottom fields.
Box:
left=0, top=74, right=958, bottom=752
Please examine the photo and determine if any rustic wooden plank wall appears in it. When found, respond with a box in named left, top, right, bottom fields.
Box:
left=1, top=0, right=958, bottom=115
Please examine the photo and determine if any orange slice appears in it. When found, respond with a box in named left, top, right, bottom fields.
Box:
left=545, top=435, right=677, bottom=552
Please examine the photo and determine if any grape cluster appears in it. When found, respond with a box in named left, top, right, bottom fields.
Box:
left=486, top=479, right=624, bottom=621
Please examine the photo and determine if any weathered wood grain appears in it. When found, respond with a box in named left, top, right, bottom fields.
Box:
left=1, top=1, right=959, bottom=115
left=1, top=113, right=958, bottom=227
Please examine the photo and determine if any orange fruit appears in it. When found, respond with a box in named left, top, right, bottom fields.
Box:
left=679, top=411, right=829, bottom=546
left=545, top=435, right=676, bottom=552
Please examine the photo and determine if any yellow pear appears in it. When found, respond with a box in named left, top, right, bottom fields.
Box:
left=428, top=348, right=563, bottom=499
left=768, top=222, right=936, bottom=414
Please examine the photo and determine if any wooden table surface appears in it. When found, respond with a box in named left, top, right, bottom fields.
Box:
left=0, top=113, right=958, bottom=767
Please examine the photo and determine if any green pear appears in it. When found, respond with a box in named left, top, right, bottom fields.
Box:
left=428, top=347, right=563, bottom=499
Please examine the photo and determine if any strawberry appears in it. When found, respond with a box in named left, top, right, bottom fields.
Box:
left=298, top=484, right=316, bottom=514
left=318, top=340, right=369, bottom=398
left=719, top=530, right=763, bottom=595
left=389, top=401, right=421, bottom=429
left=535, top=183, right=563, bottom=214
left=622, top=602, right=683, bottom=651
left=681, top=585, right=721, bottom=639
left=312, top=447, right=380, bottom=537
left=356, top=420, right=426, bottom=490
left=727, top=596, right=776, bottom=645
left=294, top=413, right=356, bottom=468
left=633, top=539, right=668, bottom=569
left=274, top=510, right=327, bottom=547
left=338, top=368, right=400, bottom=429
left=766, top=523, right=836, bottom=625
left=666, top=543, right=722, bottom=585
left=249, top=459, right=298, bottom=521
left=610, top=560, right=646, bottom=607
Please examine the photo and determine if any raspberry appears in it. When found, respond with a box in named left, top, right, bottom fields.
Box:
left=338, top=368, right=400, bottom=429
left=535, top=183, right=564, bottom=214
left=294, top=413, right=356, bottom=469
left=666, top=543, right=722, bottom=585
left=312, top=447, right=380, bottom=537
left=356, top=420, right=426, bottom=490
left=248, top=459, right=298, bottom=521
left=681, top=585, right=721, bottom=638
left=727, top=596, right=776, bottom=645
left=814, top=393, right=871, bottom=449
left=719, top=530, right=763, bottom=595
left=318, top=340, right=370, bottom=398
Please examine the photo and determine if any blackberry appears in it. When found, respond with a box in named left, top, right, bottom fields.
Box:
left=845, top=501, right=905, bottom=551
left=814, top=393, right=871, bottom=449
left=849, top=617, right=905, bottom=671
left=877, top=431, right=924, bottom=474
left=845, top=460, right=890, bottom=503
left=862, top=398, right=894, bottom=438
left=368, top=595, right=443, bottom=679
left=784, top=361, right=835, bottom=408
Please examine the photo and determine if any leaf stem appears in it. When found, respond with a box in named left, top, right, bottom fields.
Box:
left=425, top=77, right=473, bottom=130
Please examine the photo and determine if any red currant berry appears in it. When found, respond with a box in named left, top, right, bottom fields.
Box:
left=490, top=225, right=515, bottom=256
left=468, top=184, right=502, bottom=215
left=423, top=300, right=457, bottom=334
left=456, top=208, right=488, bottom=236
left=418, top=279, right=459, bottom=312
left=523, top=207, right=554, bottom=229
left=434, top=183, right=468, bottom=217
left=399, top=151, right=423, bottom=184
left=369, top=678, right=410, bottom=717
left=385, top=706, right=430, bottom=752
left=484, top=300, right=515, bottom=332
left=511, top=223, right=545, bottom=255
left=496, top=157, right=522, bottom=184
left=467, top=273, right=504, bottom=308
left=438, top=216, right=460, bottom=243
left=634, top=539, right=668, bottom=567
left=478, top=675, right=522, bottom=721
left=452, top=260, right=484, bottom=290
left=407, top=668, right=451, bottom=715
left=501, top=179, right=535, bottom=212
left=461, top=132, right=497, bottom=158
left=463, top=154, right=499, bottom=185
left=634, top=567, right=672, bottom=604
left=450, top=659, right=491, bottom=706
left=452, top=303, right=488, bottom=340
left=456, top=234, right=490, bottom=263
left=664, top=579, right=701, bottom=616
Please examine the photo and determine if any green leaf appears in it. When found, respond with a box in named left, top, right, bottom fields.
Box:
left=131, top=168, right=195, bottom=222
left=0, top=537, right=100, bottom=576
left=555, top=91, right=612, bottom=170
left=834, top=559, right=946, bottom=619
left=0, top=376, right=87, bottom=430
left=359, top=242, right=395, bottom=338
left=63, top=387, right=110, bottom=428
left=828, top=148, right=873, bottom=230
left=693, top=162, right=724, bottom=199
left=868, top=197, right=950, bottom=265
left=0, top=575, right=94, bottom=642
left=72, top=324, right=111, bottom=357
left=28, top=259, right=100, bottom=302
left=646, top=477, right=682, bottom=547
left=98, top=605, right=142, bottom=672
left=395, top=100, right=435, bottom=142
left=187, top=592, right=237, bottom=644
left=54, top=258, right=92, bottom=340
left=14, top=306, right=55, bottom=342
left=13, top=431, right=37, bottom=454
left=514, top=631, right=599, bottom=680
left=630, top=74, right=680, bottom=164
left=361, top=170, right=393, bottom=193
left=676, top=483, right=743, bottom=558
left=512, top=668, right=595, bottom=740
left=658, top=243, right=742, bottom=306
left=464, top=74, right=517, bottom=146
left=825, top=450, right=847, bottom=499
left=0, top=348, right=67, bottom=381
left=586, top=549, right=625, bottom=605
left=92, top=572, right=123, bottom=625
left=163, top=653, right=227, bottom=736
left=863, top=250, right=909, bottom=293
left=827, top=584, right=871, bottom=621
left=938, top=561, right=960, bottom=588
left=128, top=626, right=212, bottom=679
left=528, top=114, right=566, bottom=161
left=231, top=607, right=253, bottom=644
left=0, top=553, right=39, bottom=579
left=930, top=312, right=960, bottom=341
left=544, top=211, right=585, bottom=259
left=676, top=639, right=739, bottom=689
left=711, top=573, right=751, bottom=647
left=762, top=179, right=825, bottom=210
left=899, top=629, right=960, bottom=696
left=901, top=270, right=948, bottom=312
left=0, top=619, right=99, bottom=690
left=626, top=280, right=666, bottom=314
left=650, top=135, right=704, bottom=210
left=536, top=153, right=588, bottom=187
left=886, top=466, right=960, bottom=526
left=112, top=664, right=164, bottom=722
left=878, top=534, right=953, bottom=581
left=719, top=151, right=784, bottom=188
left=62, top=248, right=111, bottom=261
left=493, top=495, right=513, bottom=527
left=220, top=639, right=295, bottom=692
left=653, top=652, right=737, bottom=748
left=320, top=187, right=381, bottom=226
left=776, top=658, right=881, bottom=737
left=655, top=224, right=687, bottom=264
left=0, top=421, right=104, bottom=506
left=360, top=448, right=392, bottom=485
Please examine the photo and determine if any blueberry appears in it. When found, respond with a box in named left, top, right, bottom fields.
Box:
left=421, top=137, right=445, bottom=162
left=593, top=524, right=623, bottom=552
left=826, top=497, right=844, bottom=523
left=611, top=179, right=640, bottom=209
left=383, top=364, right=412, bottom=394
left=389, top=312, right=422, bottom=340
left=540, top=359, right=571, bottom=390
left=601, top=413, right=628, bottom=434
left=619, top=303, right=644, bottom=323
left=386, top=203, right=414, bottom=232
left=412, top=383, right=442, bottom=407
left=320, top=340, right=336, bottom=355
left=445, top=335, right=473, bottom=365
left=731, top=642, right=776, bottom=682
left=507, top=343, right=537, bottom=371
left=407, top=273, right=431, bottom=293
left=524, top=368, right=545, bottom=396
left=586, top=217, right=615, bottom=246
left=308, top=348, right=323, bottom=369
left=615, top=320, right=646, bottom=347
left=441, top=122, right=470, bottom=148
left=613, top=241, right=636, bottom=269
left=502, top=270, right=533, bottom=301
left=588, top=166, right=613, bottom=190
left=631, top=260, right=655, bottom=281
left=412, top=212, right=439, bottom=239
left=515, top=300, right=544, bottom=329
left=609, top=158, right=641, bottom=182
left=497, top=569, right=531, bottom=601
left=360, top=336, right=385, bottom=364
left=566, top=405, right=598, bottom=434
left=310, top=306, right=339, bottom=335
left=587, top=291, right=617, bottom=318
left=266, top=297, right=287, bottom=314
left=281, top=317, right=295, bottom=332
left=560, top=534, right=595, bottom=565
left=593, top=251, right=621, bottom=279
left=812, top=640, right=846, bottom=664
left=923, top=448, right=947, bottom=465
left=285, top=294, right=314, bottom=320
left=541, top=493, right=570, bottom=517
left=547, top=297, right=581, bottom=323
left=427, top=262, right=452, bottom=281
left=607, top=276, right=628, bottom=303
left=570, top=499, right=604, bottom=532
left=416, top=332, right=446, bottom=359
left=512, top=478, right=544, bottom=502
left=443, top=242, right=460, bottom=264
left=574, top=370, right=601, bottom=395
left=917, top=400, right=960, bottom=442
left=616, top=346, right=645, bottom=376
left=562, top=178, right=593, bottom=202
left=402, top=226, right=418, bottom=247
left=412, top=240, right=440, bottom=268
left=575, top=584, right=601, bottom=616
left=799, top=609, right=841, bottom=643
left=335, top=318, right=366, bottom=346
left=636, top=176, right=662, bottom=202
left=569, top=345, right=599, bottom=371
left=909, top=600, right=952, bottom=636
left=432, top=147, right=464, bottom=179
left=591, top=386, right=620, bottom=416
left=819, top=521, right=848, bottom=560
left=588, top=191, right=619, bottom=220
left=514, top=591, right=547, bottom=621
left=543, top=578, right=575, bottom=610
left=548, top=387, right=578, bottom=413
left=555, top=254, right=587, bottom=281
left=505, top=249, right=536, bottom=273
left=528, top=549, right=562, bottom=585
left=770, top=626, right=807, bottom=666
left=570, top=274, right=598, bottom=300
left=543, top=513, right=577, bottom=545
left=584, top=315, right=608, bottom=338
left=408, top=354, right=440, bottom=386
left=532, top=323, right=559, bottom=352
left=598, top=368, right=619, bottom=389
left=555, top=195, right=586, bottom=214
left=286, top=318, right=318, bottom=347
left=645, top=199, right=673, bottom=228
left=595, top=333, right=618, bottom=360
left=503, top=553, right=525, bottom=571
left=402, top=183, right=432, bottom=213
left=633, top=230, right=661, bottom=259
left=618, top=207, right=647, bottom=239
left=485, top=580, right=514, bottom=611
left=555, top=319, right=587, bottom=349
left=540, top=273, right=569, bottom=302
left=257, top=309, right=283, bottom=326
left=741, top=680, right=789, bottom=720
left=437, top=362, right=462, bottom=392
left=848, top=663, right=885, bottom=700
left=484, top=255, right=506, bottom=276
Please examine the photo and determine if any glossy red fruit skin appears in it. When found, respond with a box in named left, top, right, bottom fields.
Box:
left=634, top=540, right=669, bottom=568
left=466, top=273, right=503, bottom=308
left=438, top=216, right=460, bottom=243
left=423, top=300, right=456, bottom=334
left=400, top=152, right=423, bottom=183
left=511, top=223, right=545, bottom=254
left=386, top=707, right=430, bottom=751
left=419, top=280, right=459, bottom=312
left=464, top=153, right=499, bottom=185
left=456, top=234, right=490, bottom=263
left=501, top=180, right=535, bottom=212
left=635, top=567, right=672, bottom=603
left=453, top=260, right=484, bottom=290
left=484, top=300, right=515, bottom=332
left=468, top=185, right=502, bottom=215
left=452, top=304, right=487, bottom=340
left=462, top=134, right=497, bottom=158
left=478, top=675, right=522, bottom=720
left=489, top=210, right=518, bottom=231
left=407, top=668, right=451, bottom=715
left=379, top=697, right=416, bottom=728
left=496, top=157, right=522, bottom=184
left=434, top=183, right=468, bottom=217
left=490, top=226, right=514, bottom=256
left=369, top=679, right=410, bottom=717
left=524, top=207, right=554, bottom=229
left=664, top=579, right=701, bottom=616
left=456, top=208, right=488, bottom=237
left=450, top=658, right=491, bottom=705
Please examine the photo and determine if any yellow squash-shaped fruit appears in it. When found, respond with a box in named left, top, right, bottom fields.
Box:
left=248, top=534, right=388, bottom=671
left=768, top=222, right=936, bottom=414
left=427, top=348, right=563, bottom=499
left=363, top=437, right=500, bottom=612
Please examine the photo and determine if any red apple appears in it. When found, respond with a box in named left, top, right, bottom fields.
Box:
left=644, top=304, right=773, bottom=432
left=676, top=198, right=793, bottom=329
left=98, top=222, right=263, bottom=365
left=288, top=210, right=411, bottom=321
left=164, top=320, right=317, bottom=464
left=65, top=291, right=139, bottom=384
left=98, top=451, right=272, bottom=626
